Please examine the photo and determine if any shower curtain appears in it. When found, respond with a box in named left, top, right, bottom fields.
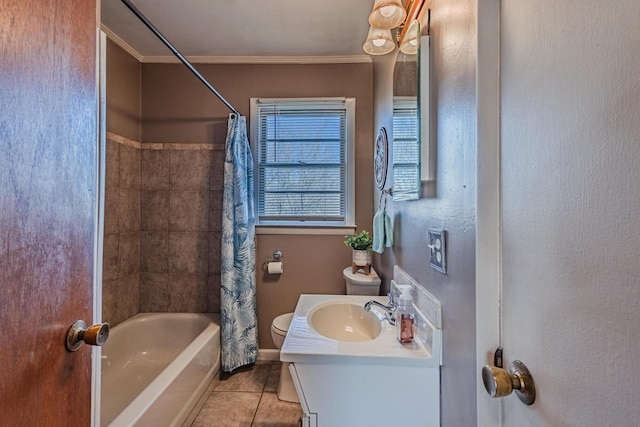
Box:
left=220, top=113, right=257, bottom=372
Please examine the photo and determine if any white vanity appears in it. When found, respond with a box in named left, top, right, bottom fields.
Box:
left=281, top=274, right=442, bottom=427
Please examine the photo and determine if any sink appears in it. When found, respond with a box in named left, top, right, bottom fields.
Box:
left=307, top=301, right=382, bottom=342
left=281, top=294, right=442, bottom=427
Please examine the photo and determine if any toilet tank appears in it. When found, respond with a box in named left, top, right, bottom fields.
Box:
left=343, top=267, right=381, bottom=295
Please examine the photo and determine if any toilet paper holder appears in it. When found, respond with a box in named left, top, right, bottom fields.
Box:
left=263, top=250, right=284, bottom=271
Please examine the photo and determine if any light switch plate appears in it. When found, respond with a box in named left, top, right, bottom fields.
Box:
left=428, top=228, right=446, bottom=274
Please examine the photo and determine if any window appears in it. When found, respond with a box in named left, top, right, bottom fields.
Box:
left=251, top=98, right=355, bottom=228
left=392, top=97, right=420, bottom=201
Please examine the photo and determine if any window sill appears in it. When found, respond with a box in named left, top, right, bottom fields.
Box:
left=255, top=225, right=356, bottom=236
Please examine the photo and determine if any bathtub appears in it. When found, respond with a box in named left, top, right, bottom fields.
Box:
left=101, top=313, right=220, bottom=427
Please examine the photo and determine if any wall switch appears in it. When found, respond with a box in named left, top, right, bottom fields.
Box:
left=428, top=228, right=446, bottom=274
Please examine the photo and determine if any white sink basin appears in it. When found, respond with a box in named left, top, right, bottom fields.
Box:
left=281, top=294, right=440, bottom=368
left=280, top=294, right=442, bottom=427
left=308, top=301, right=382, bottom=342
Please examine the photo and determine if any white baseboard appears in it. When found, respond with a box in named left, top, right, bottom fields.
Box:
left=258, top=348, right=281, bottom=361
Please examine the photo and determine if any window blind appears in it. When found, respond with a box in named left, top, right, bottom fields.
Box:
left=255, top=99, right=348, bottom=223
left=392, top=99, right=420, bottom=200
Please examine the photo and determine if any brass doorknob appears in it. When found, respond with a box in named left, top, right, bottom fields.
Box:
left=66, top=320, right=110, bottom=352
left=482, top=360, right=536, bottom=405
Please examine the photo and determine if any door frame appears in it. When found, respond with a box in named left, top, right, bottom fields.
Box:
left=476, top=0, right=502, bottom=425
left=91, top=28, right=107, bottom=427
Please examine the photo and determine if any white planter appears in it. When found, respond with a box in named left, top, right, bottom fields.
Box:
left=352, top=250, right=372, bottom=266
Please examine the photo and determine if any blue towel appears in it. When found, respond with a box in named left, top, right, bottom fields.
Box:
left=372, top=209, right=384, bottom=253
left=384, top=211, right=394, bottom=247
left=373, top=209, right=394, bottom=253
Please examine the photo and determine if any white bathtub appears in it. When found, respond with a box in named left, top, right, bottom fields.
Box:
left=101, top=313, right=220, bottom=427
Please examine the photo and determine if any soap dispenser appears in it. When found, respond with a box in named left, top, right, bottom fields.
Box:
left=396, top=285, right=414, bottom=344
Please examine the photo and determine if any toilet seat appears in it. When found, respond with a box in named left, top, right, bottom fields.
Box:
left=271, top=312, right=293, bottom=336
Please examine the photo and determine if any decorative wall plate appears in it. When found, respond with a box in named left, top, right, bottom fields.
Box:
left=374, top=127, right=389, bottom=190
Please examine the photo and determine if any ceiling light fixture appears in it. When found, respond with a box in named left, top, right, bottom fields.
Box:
left=399, top=19, right=420, bottom=54
left=363, top=27, right=395, bottom=55
left=363, top=0, right=426, bottom=56
left=369, top=0, right=406, bottom=29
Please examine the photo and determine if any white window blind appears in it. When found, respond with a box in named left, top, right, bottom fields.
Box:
left=252, top=98, right=354, bottom=226
left=392, top=97, right=420, bottom=201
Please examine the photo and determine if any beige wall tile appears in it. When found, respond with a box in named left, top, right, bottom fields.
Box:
left=118, top=231, right=140, bottom=276
left=106, top=139, right=119, bottom=188
left=167, top=273, right=208, bottom=312
left=140, top=272, right=168, bottom=312
left=101, top=279, right=119, bottom=324
left=102, top=233, right=119, bottom=282
left=170, top=150, right=210, bottom=190
left=168, top=232, right=208, bottom=273
left=140, top=231, right=168, bottom=273
left=209, top=150, right=224, bottom=190
left=141, top=149, right=169, bottom=190
left=209, top=190, right=223, bottom=231
left=118, top=188, right=140, bottom=232
left=141, top=190, right=169, bottom=231
left=207, top=274, right=221, bottom=313
left=104, top=184, right=119, bottom=235
left=119, top=144, right=140, bottom=190
left=208, top=232, right=221, bottom=273
left=119, top=273, right=140, bottom=320
left=169, top=190, right=209, bottom=231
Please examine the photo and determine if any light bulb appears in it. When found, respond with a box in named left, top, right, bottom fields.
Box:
left=373, top=39, right=386, bottom=47
left=380, top=5, right=396, bottom=17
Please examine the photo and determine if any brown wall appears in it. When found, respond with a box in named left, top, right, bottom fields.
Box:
left=106, top=39, right=141, bottom=141
left=141, top=62, right=374, bottom=348
left=105, top=46, right=374, bottom=343
left=373, top=1, right=478, bottom=425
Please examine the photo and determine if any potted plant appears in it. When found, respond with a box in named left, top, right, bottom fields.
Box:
left=344, top=230, right=373, bottom=273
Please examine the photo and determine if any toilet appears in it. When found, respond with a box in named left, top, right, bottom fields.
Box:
left=342, top=266, right=381, bottom=295
left=270, top=266, right=382, bottom=402
left=270, top=313, right=299, bottom=402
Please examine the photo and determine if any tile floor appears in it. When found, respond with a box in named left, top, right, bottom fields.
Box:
left=191, top=361, right=303, bottom=427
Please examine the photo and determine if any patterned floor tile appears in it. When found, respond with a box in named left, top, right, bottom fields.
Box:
left=191, top=391, right=261, bottom=427
left=264, top=362, right=280, bottom=393
left=252, top=392, right=303, bottom=427
left=193, top=362, right=303, bottom=426
left=214, top=361, right=272, bottom=392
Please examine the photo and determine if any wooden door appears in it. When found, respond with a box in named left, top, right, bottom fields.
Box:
left=0, top=0, right=98, bottom=425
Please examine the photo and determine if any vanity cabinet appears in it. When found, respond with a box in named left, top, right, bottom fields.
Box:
left=290, top=361, right=439, bottom=427
left=281, top=294, right=442, bottom=427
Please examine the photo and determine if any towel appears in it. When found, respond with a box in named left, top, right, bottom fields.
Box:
left=372, top=208, right=394, bottom=253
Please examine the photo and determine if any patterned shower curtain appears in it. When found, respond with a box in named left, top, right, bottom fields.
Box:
left=220, top=113, right=257, bottom=372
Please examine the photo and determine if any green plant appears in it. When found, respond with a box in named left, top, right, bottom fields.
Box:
left=344, top=230, right=373, bottom=251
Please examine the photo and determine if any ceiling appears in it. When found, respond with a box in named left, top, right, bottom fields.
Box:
left=101, top=0, right=375, bottom=62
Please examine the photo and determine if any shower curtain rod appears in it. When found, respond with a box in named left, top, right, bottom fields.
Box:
left=120, top=0, right=240, bottom=116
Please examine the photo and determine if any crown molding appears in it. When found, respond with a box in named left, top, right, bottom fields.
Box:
left=139, top=55, right=372, bottom=64
left=101, top=24, right=144, bottom=62
left=101, top=25, right=372, bottom=65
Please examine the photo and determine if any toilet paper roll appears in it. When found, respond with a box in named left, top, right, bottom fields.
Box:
left=267, top=261, right=284, bottom=274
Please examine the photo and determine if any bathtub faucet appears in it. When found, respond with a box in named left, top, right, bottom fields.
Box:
left=364, top=293, right=396, bottom=325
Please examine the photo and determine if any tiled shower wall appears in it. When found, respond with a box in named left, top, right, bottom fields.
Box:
left=103, top=134, right=141, bottom=325
left=103, top=132, right=223, bottom=326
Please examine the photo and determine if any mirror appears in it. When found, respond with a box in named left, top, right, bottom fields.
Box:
left=392, top=20, right=429, bottom=201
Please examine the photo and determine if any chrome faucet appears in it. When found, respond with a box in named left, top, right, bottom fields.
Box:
left=364, top=293, right=396, bottom=325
